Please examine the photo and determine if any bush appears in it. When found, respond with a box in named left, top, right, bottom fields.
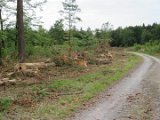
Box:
left=133, top=43, right=141, bottom=51
left=133, top=40, right=160, bottom=55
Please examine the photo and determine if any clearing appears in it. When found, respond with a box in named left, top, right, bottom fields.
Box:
left=0, top=48, right=141, bottom=120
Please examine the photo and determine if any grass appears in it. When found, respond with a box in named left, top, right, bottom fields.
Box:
left=0, top=97, right=12, bottom=120
left=0, top=52, right=142, bottom=120
left=31, top=53, right=142, bottom=120
left=0, top=97, right=12, bottom=112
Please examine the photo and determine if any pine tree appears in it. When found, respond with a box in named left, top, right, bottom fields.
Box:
left=60, top=0, right=81, bottom=55
left=17, top=0, right=25, bottom=63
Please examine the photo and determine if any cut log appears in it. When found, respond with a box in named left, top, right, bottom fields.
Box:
left=0, top=81, right=4, bottom=86
left=7, top=72, right=15, bottom=76
left=18, top=62, right=46, bottom=68
left=14, top=62, right=56, bottom=74
left=2, top=78, right=10, bottom=81
left=8, top=79, right=17, bottom=85
left=0, top=79, right=17, bottom=86
left=46, top=63, right=56, bottom=67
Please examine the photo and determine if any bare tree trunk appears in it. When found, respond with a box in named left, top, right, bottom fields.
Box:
left=15, top=15, right=18, bottom=50
left=0, top=9, right=3, bottom=65
left=17, top=0, right=25, bottom=63
left=68, top=10, right=72, bottom=57
left=0, top=9, right=5, bottom=48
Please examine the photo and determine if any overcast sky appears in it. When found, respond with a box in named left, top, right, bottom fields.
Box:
left=40, top=0, right=160, bottom=30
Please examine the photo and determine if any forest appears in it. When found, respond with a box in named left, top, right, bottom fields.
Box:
left=110, top=23, right=160, bottom=55
left=111, top=23, right=160, bottom=47
left=0, top=0, right=160, bottom=120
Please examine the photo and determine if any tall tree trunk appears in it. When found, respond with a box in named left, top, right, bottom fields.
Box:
left=0, top=9, right=3, bottom=65
left=68, top=10, right=72, bottom=57
left=0, top=40, right=2, bottom=65
left=17, top=0, right=25, bottom=63
left=15, top=15, right=18, bottom=50
left=0, top=9, right=5, bottom=48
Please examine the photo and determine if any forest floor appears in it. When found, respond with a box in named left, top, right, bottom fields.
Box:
left=0, top=48, right=141, bottom=120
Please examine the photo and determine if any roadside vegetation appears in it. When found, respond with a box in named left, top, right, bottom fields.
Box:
left=132, top=41, right=160, bottom=57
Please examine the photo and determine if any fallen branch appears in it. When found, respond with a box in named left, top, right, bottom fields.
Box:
left=56, top=91, right=83, bottom=96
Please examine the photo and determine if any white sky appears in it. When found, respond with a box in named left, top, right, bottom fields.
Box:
left=40, top=0, right=160, bottom=30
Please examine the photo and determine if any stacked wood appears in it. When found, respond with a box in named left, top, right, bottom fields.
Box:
left=95, top=52, right=113, bottom=65
left=71, top=51, right=88, bottom=67
left=106, top=52, right=113, bottom=60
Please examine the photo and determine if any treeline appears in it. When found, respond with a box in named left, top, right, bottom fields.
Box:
left=110, top=23, right=160, bottom=47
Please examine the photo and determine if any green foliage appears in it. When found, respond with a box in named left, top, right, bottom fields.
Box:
left=110, top=23, right=160, bottom=47
left=0, top=97, right=12, bottom=112
left=77, top=29, right=95, bottom=46
left=133, top=43, right=141, bottom=51
left=133, top=41, right=160, bottom=55
left=49, top=19, right=64, bottom=44
left=26, top=46, right=55, bottom=58
left=1, top=21, right=101, bottom=62
left=48, top=80, right=82, bottom=92
left=141, top=29, right=152, bottom=44
left=0, top=17, right=111, bottom=63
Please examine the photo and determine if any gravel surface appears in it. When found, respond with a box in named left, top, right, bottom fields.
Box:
left=69, top=53, right=160, bottom=120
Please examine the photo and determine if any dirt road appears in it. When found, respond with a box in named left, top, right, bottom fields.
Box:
left=70, top=53, right=160, bottom=120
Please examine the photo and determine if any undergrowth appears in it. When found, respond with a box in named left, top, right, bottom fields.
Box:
left=132, top=41, right=160, bottom=57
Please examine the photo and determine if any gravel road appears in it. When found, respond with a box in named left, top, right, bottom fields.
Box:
left=70, top=53, right=160, bottom=120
